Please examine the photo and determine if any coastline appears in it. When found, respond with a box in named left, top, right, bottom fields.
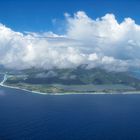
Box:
left=1, top=82, right=140, bottom=96
left=1, top=74, right=140, bottom=95
left=0, top=83, right=48, bottom=95
left=0, top=82, right=116, bottom=95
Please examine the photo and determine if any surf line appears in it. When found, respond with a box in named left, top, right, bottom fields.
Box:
left=0, top=74, right=7, bottom=86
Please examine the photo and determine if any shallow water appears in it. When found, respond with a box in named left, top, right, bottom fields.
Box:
left=0, top=86, right=140, bottom=140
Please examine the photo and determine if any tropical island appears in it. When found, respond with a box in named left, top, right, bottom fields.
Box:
left=1, top=66, right=140, bottom=95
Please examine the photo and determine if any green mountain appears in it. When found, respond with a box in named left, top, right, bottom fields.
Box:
left=4, top=67, right=140, bottom=93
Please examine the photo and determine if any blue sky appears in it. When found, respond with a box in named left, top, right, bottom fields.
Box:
left=0, top=0, right=140, bottom=71
left=0, top=0, right=140, bottom=32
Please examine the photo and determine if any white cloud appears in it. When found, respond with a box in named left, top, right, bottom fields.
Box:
left=0, top=11, right=140, bottom=71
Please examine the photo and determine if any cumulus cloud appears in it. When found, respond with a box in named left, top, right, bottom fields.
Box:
left=0, top=11, right=140, bottom=71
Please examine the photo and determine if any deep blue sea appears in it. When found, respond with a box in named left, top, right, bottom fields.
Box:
left=0, top=86, right=140, bottom=140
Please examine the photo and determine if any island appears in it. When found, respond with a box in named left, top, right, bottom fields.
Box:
left=1, top=66, right=140, bottom=95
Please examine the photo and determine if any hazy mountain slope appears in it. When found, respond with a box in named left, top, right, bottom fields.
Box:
left=5, top=67, right=140, bottom=90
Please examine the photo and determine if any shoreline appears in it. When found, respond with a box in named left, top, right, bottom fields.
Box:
left=1, top=83, right=140, bottom=95
left=0, top=83, right=47, bottom=95
left=1, top=74, right=140, bottom=95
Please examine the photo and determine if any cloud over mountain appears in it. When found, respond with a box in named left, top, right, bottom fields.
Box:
left=0, top=11, right=140, bottom=71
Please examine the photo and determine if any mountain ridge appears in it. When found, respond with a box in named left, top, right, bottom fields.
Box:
left=2, top=67, right=140, bottom=94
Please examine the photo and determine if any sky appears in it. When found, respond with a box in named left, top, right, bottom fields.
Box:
left=0, top=0, right=140, bottom=71
left=0, top=0, right=140, bottom=32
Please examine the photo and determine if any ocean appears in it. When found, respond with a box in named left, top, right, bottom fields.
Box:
left=0, top=86, right=140, bottom=140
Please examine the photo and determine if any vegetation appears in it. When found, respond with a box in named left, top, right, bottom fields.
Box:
left=4, top=67, right=140, bottom=94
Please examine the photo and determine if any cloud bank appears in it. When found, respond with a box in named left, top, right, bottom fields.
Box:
left=0, top=11, right=140, bottom=71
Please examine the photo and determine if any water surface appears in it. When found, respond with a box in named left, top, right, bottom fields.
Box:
left=0, top=86, right=140, bottom=140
